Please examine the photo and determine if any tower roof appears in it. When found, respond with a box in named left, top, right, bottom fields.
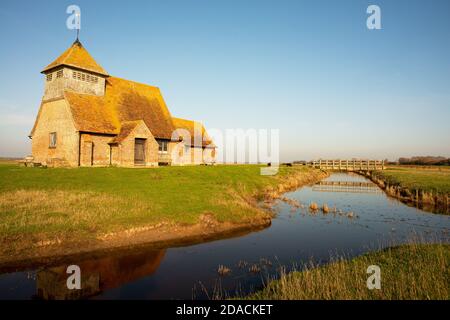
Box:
left=41, top=40, right=109, bottom=76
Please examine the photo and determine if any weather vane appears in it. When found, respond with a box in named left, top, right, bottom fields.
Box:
left=76, top=12, right=80, bottom=40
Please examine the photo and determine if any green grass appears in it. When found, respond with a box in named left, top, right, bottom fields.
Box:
left=374, top=167, right=450, bottom=194
left=246, top=243, right=449, bottom=300
left=0, top=164, right=323, bottom=241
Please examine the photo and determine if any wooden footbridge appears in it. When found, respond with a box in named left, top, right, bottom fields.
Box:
left=310, top=159, right=385, bottom=171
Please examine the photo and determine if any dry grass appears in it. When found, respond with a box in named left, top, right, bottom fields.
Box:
left=213, top=187, right=271, bottom=223
left=0, top=164, right=327, bottom=244
left=246, top=243, right=449, bottom=300
left=0, top=158, right=20, bottom=165
left=218, top=265, right=232, bottom=276
left=0, top=189, right=158, bottom=240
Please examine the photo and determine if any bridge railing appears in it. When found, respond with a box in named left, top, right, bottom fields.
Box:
left=310, top=159, right=385, bottom=171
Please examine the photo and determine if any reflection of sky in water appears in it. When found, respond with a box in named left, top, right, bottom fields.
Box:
left=1, top=173, right=449, bottom=299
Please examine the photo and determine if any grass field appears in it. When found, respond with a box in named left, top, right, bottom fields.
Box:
left=0, top=163, right=324, bottom=241
left=374, top=166, right=450, bottom=194
left=246, top=243, right=449, bottom=300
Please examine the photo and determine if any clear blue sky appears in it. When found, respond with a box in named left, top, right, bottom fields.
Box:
left=1, top=0, right=449, bottom=161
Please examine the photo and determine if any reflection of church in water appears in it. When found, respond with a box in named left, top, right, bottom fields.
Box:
left=35, top=250, right=165, bottom=300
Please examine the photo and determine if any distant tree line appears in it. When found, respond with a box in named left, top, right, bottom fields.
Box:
left=398, top=156, right=450, bottom=166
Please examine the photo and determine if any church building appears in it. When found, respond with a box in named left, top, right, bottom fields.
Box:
left=29, top=40, right=216, bottom=167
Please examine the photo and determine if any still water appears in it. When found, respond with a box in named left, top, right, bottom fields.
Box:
left=1, top=173, right=449, bottom=299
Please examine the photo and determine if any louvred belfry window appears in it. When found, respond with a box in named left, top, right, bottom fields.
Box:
left=72, top=70, right=99, bottom=83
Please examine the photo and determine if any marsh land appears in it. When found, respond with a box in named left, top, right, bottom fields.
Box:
left=0, top=162, right=449, bottom=299
left=246, top=243, right=449, bottom=300
left=0, top=163, right=326, bottom=264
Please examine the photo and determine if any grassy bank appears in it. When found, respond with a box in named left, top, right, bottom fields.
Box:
left=0, top=164, right=326, bottom=255
left=369, top=167, right=450, bottom=213
left=370, top=166, right=450, bottom=214
left=246, top=243, right=449, bottom=300
left=375, top=166, right=450, bottom=194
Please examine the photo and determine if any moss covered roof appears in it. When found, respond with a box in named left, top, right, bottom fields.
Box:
left=172, top=117, right=214, bottom=148
left=107, top=77, right=176, bottom=139
left=60, top=76, right=176, bottom=140
left=64, top=90, right=119, bottom=134
left=33, top=42, right=215, bottom=146
left=109, top=120, right=143, bottom=144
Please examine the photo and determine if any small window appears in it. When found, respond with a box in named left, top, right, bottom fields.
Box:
left=157, top=140, right=168, bottom=153
left=72, top=71, right=77, bottom=79
left=49, top=132, right=57, bottom=148
left=56, top=70, right=63, bottom=78
left=46, top=74, right=53, bottom=82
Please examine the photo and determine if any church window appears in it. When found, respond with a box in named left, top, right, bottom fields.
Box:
left=56, top=70, right=63, bottom=78
left=46, top=74, right=53, bottom=82
left=157, top=140, right=168, bottom=153
left=49, top=132, right=57, bottom=148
